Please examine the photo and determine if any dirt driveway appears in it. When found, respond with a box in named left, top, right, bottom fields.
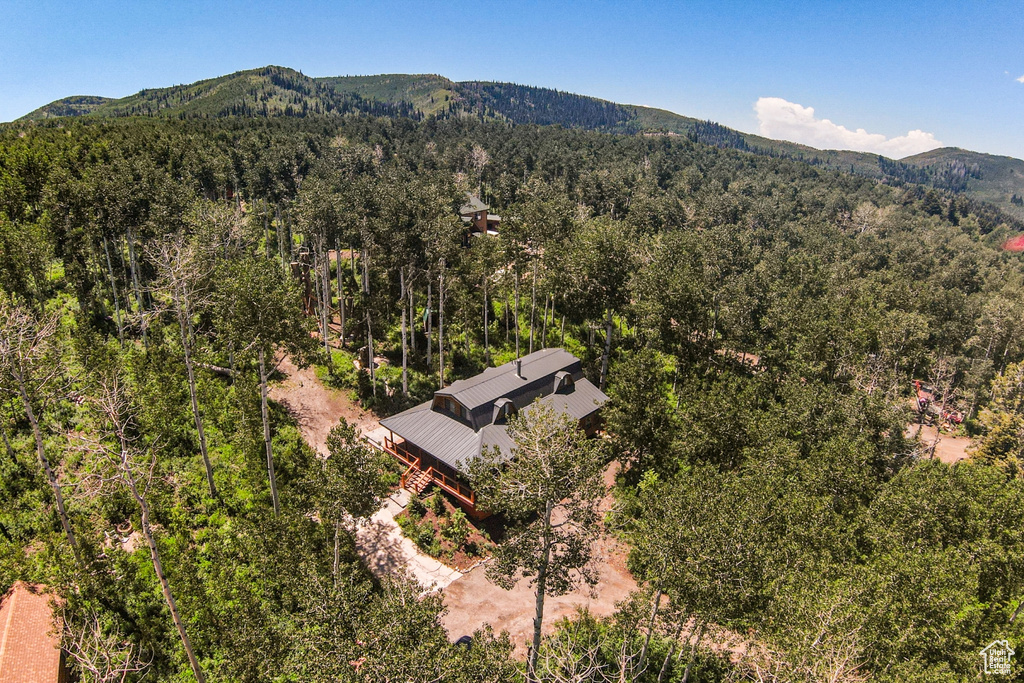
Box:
left=904, top=423, right=971, bottom=464
left=269, top=356, right=377, bottom=454
left=441, top=465, right=638, bottom=654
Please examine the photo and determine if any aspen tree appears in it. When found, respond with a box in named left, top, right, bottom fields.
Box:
left=81, top=374, right=206, bottom=683
left=468, top=402, right=605, bottom=683
left=0, top=297, right=81, bottom=563
left=215, top=258, right=313, bottom=515
left=148, top=232, right=217, bottom=498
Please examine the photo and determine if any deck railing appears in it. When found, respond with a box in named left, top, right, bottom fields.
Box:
left=383, top=436, right=475, bottom=507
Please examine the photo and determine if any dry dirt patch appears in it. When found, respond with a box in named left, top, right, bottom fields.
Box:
left=268, top=356, right=377, bottom=454
left=904, top=423, right=971, bottom=464
left=440, top=463, right=638, bottom=654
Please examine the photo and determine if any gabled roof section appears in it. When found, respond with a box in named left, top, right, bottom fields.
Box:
left=380, top=348, right=608, bottom=474
left=435, top=348, right=581, bottom=412
left=460, top=193, right=488, bottom=215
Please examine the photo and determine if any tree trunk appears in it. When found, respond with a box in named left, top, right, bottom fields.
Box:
left=175, top=293, right=216, bottom=498
left=361, top=248, right=369, bottom=294
left=264, top=201, right=272, bottom=259
left=541, top=295, right=549, bottom=350
left=514, top=268, right=521, bottom=359
left=276, top=205, right=287, bottom=273
left=439, top=261, right=445, bottom=388
left=321, top=251, right=331, bottom=361
left=561, top=312, right=566, bottom=347
left=1, top=425, right=15, bottom=464
left=483, top=277, right=490, bottom=365
left=362, top=249, right=375, bottom=395
left=527, top=499, right=554, bottom=683
left=426, top=281, right=433, bottom=368
left=20, top=380, right=80, bottom=564
left=285, top=209, right=295, bottom=260
left=656, top=619, right=686, bottom=683
left=120, top=443, right=206, bottom=683
left=400, top=267, right=409, bottom=396
left=680, top=619, right=705, bottom=683
left=336, top=239, right=345, bottom=344
left=258, top=348, right=280, bottom=515
left=333, top=520, right=341, bottom=585
left=101, top=235, right=124, bottom=345
left=601, top=307, right=613, bottom=390
left=529, top=261, right=537, bottom=354
left=637, top=584, right=663, bottom=673
left=126, top=228, right=147, bottom=348
left=367, top=315, right=376, bottom=397
left=409, top=278, right=416, bottom=357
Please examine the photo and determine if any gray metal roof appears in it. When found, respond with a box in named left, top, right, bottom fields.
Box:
left=460, top=194, right=488, bottom=215
left=379, top=349, right=608, bottom=474
left=436, top=348, right=582, bottom=413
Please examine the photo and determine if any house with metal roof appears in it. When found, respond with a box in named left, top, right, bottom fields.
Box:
left=378, top=348, right=607, bottom=517
left=459, top=193, right=501, bottom=238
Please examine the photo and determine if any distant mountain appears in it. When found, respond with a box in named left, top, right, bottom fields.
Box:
left=15, top=66, right=1024, bottom=219
left=900, top=148, right=1024, bottom=220
left=20, top=95, right=113, bottom=120
left=19, top=67, right=418, bottom=121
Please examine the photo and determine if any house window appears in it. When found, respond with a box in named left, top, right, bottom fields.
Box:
left=445, top=398, right=462, bottom=417
left=493, top=398, right=516, bottom=424
left=434, top=396, right=464, bottom=418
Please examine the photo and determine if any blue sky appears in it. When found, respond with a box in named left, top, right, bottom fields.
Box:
left=3, top=0, right=1023, bottom=159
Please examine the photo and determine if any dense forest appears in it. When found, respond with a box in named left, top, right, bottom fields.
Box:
left=24, top=66, right=1024, bottom=223
left=2, top=107, right=1024, bottom=682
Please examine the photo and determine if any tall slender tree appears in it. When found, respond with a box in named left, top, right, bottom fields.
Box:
left=468, top=402, right=605, bottom=682
left=0, top=296, right=81, bottom=563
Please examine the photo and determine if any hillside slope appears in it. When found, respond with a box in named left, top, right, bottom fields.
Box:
left=20, top=95, right=113, bottom=120
left=902, top=147, right=1024, bottom=220
left=15, top=66, right=1024, bottom=219
left=28, top=67, right=419, bottom=120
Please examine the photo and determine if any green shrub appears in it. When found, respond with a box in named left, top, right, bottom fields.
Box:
left=441, top=508, right=468, bottom=547
left=415, top=521, right=435, bottom=550
left=428, top=492, right=446, bottom=517
left=407, top=494, right=425, bottom=520
left=395, top=513, right=415, bottom=536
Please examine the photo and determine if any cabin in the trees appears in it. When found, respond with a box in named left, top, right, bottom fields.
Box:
left=379, top=348, right=607, bottom=518
left=0, top=582, right=67, bottom=683
left=460, top=193, right=501, bottom=238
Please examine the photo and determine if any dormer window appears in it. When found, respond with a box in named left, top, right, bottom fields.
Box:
left=553, top=371, right=574, bottom=394
left=433, top=396, right=465, bottom=418
left=493, top=397, right=516, bottom=424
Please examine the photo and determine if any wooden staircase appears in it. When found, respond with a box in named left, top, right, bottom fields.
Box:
left=403, top=467, right=433, bottom=495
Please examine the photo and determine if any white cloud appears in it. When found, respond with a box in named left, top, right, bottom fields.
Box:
left=1016, top=74, right=1024, bottom=83
left=754, top=97, right=942, bottom=158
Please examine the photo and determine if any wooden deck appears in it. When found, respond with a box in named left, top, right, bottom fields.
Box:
left=374, top=431, right=479, bottom=513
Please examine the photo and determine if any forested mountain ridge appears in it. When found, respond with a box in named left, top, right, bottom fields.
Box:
left=20, top=66, right=420, bottom=121
left=16, top=65, right=1024, bottom=218
left=902, top=147, right=1024, bottom=219
left=20, top=94, right=114, bottom=120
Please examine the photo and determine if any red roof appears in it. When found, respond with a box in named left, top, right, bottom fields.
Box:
left=0, top=582, right=64, bottom=683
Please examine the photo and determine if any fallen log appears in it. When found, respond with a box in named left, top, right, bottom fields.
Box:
left=197, top=362, right=236, bottom=378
